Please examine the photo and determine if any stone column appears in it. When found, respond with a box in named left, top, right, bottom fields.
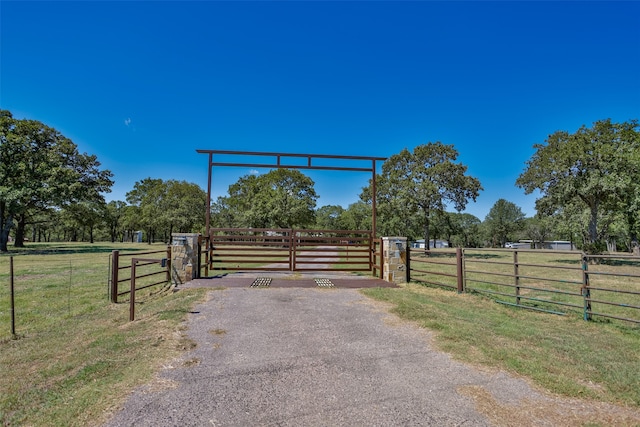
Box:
left=171, top=233, right=200, bottom=286
left=382, top=237, right=407, bottom=284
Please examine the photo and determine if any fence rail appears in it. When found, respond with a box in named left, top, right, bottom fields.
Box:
left=208, top=228, right=375, bottom=273
left=2, top=253, right=115, bottom=341
left=407, top=247, right=640, bottom=325
left=109, top=247, right=171, bottom=303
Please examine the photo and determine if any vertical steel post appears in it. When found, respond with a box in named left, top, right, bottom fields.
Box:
left=166, top=245, right=172, bottom=283
left=379, top=241, right=384, bottom=279
left=514, top=250, right=520, bottom=305
left=405, top=244, right=411, bottom=283
left=582, top=254, right=591, bottom=321
left=456, top=247, right=464, bottom=293
left=372, top=159, right=377, bottom=238
left=130, top=260, right=137, bottom=322
left=291, top=229, right=296, bottom=271
left=205, top=152, right=212, bottom=240
left=10, top=256, right=15, bottom=337
left=204, top=235, right=210, bottom=277
left=111, top=250, right=119, bottom=303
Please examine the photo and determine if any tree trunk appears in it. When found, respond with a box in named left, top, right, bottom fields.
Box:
left=588, top=202, right=598, bottom=245
left=421, top=207, right=431, bottom=250
left=0, top=202, right=12, bottom=252
left=14, top=214, right=26, bottom=248
left=627, top=210, right=638, bottom=254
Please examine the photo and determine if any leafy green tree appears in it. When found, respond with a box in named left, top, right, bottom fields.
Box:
left=484, top=199, right=526, bottom=247
left=225, top=170, right=318, bottom=229
left=363, top=142, right=482, bottom=247
left=210, top=196, right=237, bottom=228
left=105, top=200, right=127, bottom=242
left=122, top=205, right=143, bottom=242
left=517, top=119, right=640, bottom=253
left=433, top=211, right=482, bottom=248
left=61, top=200, right=107, bottom=243
left=523, top=216, right=553, bottom=249
left=0, top=110, right=113, bottom=251
left=452, top=212, right=482, bottom=248
left=160, top=180, right=207, bottom=235
left=341, top=201, right=372, bottom=232
left=226, top=174, right=266, bottom=228
left=315, top=205, right=346, bottom=230
left=126, top=178, right=166, bottom=243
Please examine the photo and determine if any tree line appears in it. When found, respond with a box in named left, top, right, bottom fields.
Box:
left=2, top=109, right=638, bottom=253
left=212, top=119, right=640, bottom=253
left=0, top=110, right=207, bottom=250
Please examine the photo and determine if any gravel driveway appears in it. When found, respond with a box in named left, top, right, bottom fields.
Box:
left=103, top=286, right=640, bottom=426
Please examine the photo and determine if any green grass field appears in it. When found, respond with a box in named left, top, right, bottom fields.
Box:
left=362, top=283, right=640, bottom=408
left=0, top=243, right=208, bottom=426
left=1, top=243, right=639, bottom=426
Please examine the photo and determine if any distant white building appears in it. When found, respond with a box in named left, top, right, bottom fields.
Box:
left=412, top=239, right=449, bottom=249
left=509, top=240, right=576, bottom=250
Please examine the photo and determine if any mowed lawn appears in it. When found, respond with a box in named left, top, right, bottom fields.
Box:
left=0, top=243, right=639, bottom=426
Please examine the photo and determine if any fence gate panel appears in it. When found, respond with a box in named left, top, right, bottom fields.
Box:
left=209, top=228, right=293, bottom=271
left=208, top=228, right=373, bottom=273
left=292, top=229, right=372, bottom=272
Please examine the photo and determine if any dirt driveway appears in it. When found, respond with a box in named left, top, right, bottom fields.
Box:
left=104, top=285, right=640, bottom=426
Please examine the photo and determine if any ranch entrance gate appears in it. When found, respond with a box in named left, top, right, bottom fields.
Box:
left=197, top=150, right=386, bottom=275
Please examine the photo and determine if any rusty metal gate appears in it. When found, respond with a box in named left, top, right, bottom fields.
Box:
left=207, top=228, right=376, bottom=272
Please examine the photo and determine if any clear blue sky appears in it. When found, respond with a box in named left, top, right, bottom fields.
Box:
left=2, top=1, right=639, bottom=220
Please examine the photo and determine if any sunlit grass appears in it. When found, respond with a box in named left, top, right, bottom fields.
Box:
left=362, top=283, right=640, bottom=407
left=0, top=243, right=209, bottom=426
left=408, top=248, right=640, bottom=325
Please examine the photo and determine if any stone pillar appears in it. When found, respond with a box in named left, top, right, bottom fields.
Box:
left=382, top=237, right=407, bottom=284
left=171, top=233, right=200, bottom=286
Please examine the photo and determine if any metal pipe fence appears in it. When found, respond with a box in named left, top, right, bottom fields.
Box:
left=109, top=247, right=171, bottom=303
left=207, top=228, right=375, bottom=273
left=407, top=247, right=640, bottom=325
left=2, top=253, right=113, bottom=341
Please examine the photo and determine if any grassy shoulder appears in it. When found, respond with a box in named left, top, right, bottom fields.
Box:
left=361, top=283, right=640, bottom=408
left=0, top=242, right=210, bottom=426
left=1, top=286, right=209, bottom=426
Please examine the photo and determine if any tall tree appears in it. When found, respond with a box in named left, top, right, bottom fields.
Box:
left=61, top=200, right=107, bottom=243
left=315, top=205, right=346, bottom=230
left=523, top=216, right=553, bottom=249
left=225, top=170, right=318, bottom=229
left=364, top=142, right=482, bottom=247
left=160, top=180, right=207, bottom=235
left=105, top=200, right=128, bottom=242
left=210, top=196, right=236, bottom=228
left=484, top=199, right=525, bottom=247
left=517, top=119, right=640, bottom=253
left=0, top=110, right=113, bottom=251
left=452, top=212, right=482, bottom=248
left=126, top=178, right=166, bottom=243
left=341, top=201, right=372, bottom=232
